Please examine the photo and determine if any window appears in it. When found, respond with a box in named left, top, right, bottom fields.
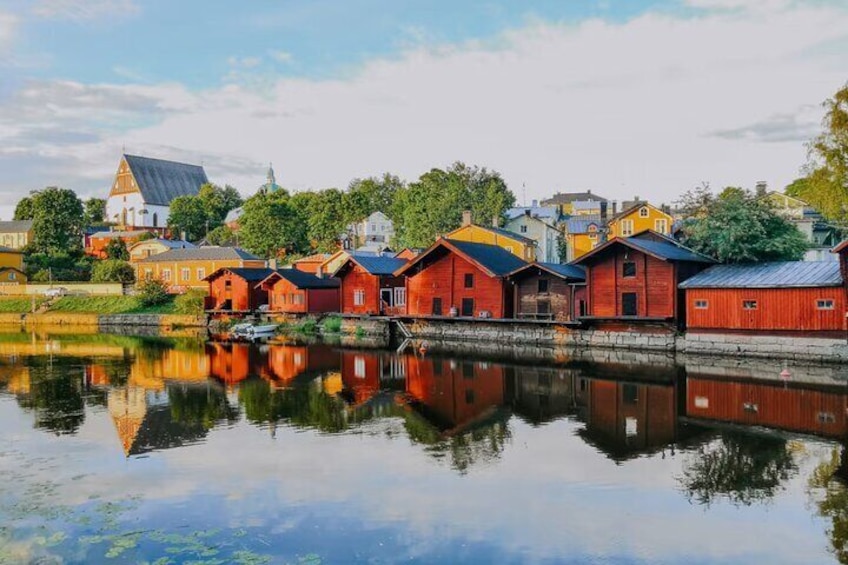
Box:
left=622, top=262, right=636, bottom=278
left=354, top=356, right=366, bottom=378
left=293, top=293, right=305, bottom=305
left=152, top=213, right=158, bottom=227
left=622, top=292, right=638, bottom=316
left=538, top=279, right=549, bottom=293
left=520, top=225, right=528, bottom=233
left=144, top=269, right=153, bottom=280
left=181, top=268, right=190, bottom=281
left=620, top=219, right=634, bottom=237
left=464, top=273, right=474, bottom=288
left=432, top=297, right=443, bottom=316
left=162, top=268, right=171, bottom=282
left=639, top=207, right=649, bottom=218
left=394, top=287, right=406, bottom=306
left=589, top=233, right=598, bottom=240
left=461, top=298, right=474, bottom=317
left=655, top=219, right=668, bottom=233
left=743, top=300, right=758, bottom=310
left=8, top=272, right=14, bottom=281
left=817, top=299, right=835, bottom=310
left=818, top=412, right=836, bottom=424
left=694, top=299, right=708, bottom=309
left=465, top=389, right=475, bottom=404
left=197, top=268, right=206, bottom=280
left=623, top=384, right=638, bottom=404
left=354, top=289, right=365, bottom=306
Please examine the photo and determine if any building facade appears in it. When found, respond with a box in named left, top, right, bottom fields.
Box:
left=136, top=247, right=265, bottom=292
left=447, top=212, right=537, bottom=262
left=257, top=269, right=340, bottom=314
left=504, top=208, right=563, bottom=263
left=608, top=203, right=673, bottom=238
left=334, top=254, right=408, bottom=316
left=507, top=262, right=586, bottom=321
left=0, top=220, right=33, bottom=250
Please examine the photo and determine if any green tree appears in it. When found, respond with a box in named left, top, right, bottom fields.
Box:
left=238, top=190, right=308, bottom=258
left=290, top=188, right=347, bottom=252
left=198, top=183, right=243, bottom=227
left=29, top=187, right=85, bottom=255
left=205, top=225, right=236, bottom=246
left=167, top=195, right=207, bottom=241
left=83, top=197, right=107, bottom=226
left=344, top=174, right=404, bottom=225
left=808, top=447, right=848, bottom=564
left=91, top=259, right=135, bottom=283
left=136, top=278, right=170, bottom=306
left=680, top=187, right=808, bottom=263
left=104, top=238, right=129, bottom=260
left=13, top=197, right=34, bottom=221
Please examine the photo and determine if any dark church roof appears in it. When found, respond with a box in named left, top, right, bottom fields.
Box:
left=124, top=154, right=208, bottom=206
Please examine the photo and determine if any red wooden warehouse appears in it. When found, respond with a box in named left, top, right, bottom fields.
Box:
left=397, top=238, right=527, bottom=319
left=506, top=262, right=586, bottom=321
left=679, top=261, right=846, bottom=335
left=572, top=231, right=714, bottom=327
left=334, top=254, right=409, bottom=315
left=204, top=267, right=276, bottom=312
left=256, top=269, right=340, bottom=315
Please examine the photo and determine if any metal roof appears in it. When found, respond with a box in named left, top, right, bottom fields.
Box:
left=206, top=267, right=277, bottom=282
left=137, top=246, right=261, bottom=263
left=542, top=192, right=608, bottom=205
left=505, top=206, right=560, bottom=221
left=573, top=231, right=714, bottom=265
left=536, top=262, right=586, bottom=280
left=271, top=269, right=340, bottom=289
left=679, top=261, right=843, bottom=289
left=565, top=216, right=603, bottom=234
left=349, top=254, right=409, bottom=275
left=124, top=154, right=208, bottom=206
left=487, top=225, right=536, bottom=244
left=447, top=239, right=528, bottom=276
left=571, top=201, right=603, bottom=211
left=0, top=220, right=33, bottom=233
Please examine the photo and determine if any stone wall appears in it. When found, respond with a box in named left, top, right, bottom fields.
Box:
left=682, top=332, right=848, bottom=364
left=339, top=317, right=390, bottom=338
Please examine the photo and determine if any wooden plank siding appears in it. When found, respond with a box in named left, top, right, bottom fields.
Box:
left=513, top=276, right=573, bottom=321
left=685, top=287, right=846, bottom=333
left=339, top=264, right=405, bottom=315
left=207, top=272, right=268, bottom=312
left=587, top=248, right=676, bottom=319
left=266, top=277, right=340, bottom=314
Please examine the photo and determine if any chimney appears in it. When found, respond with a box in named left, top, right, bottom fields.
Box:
left=755, top=181, right=767, bottom=197
left=462, top=210, right=472, bottom=226
left=587, top=189, right=592, bottom=195
left=268, top=257, right=277, bottom=269
left=181, top=230, right=187, bottom=242
left=492, top=215, right=500, bottom=228
left=634, top=195, right=641, bottom=202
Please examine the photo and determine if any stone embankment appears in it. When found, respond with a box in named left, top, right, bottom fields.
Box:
left=0, top=312, right=206, bottom=329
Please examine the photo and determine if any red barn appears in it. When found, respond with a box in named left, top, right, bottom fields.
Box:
left=256, top=269, right=340, bottom=314
left=835, top=240, right=848, bottom=282
left=397, top=238, right=526, bottom=319
left=573, top=230, right=714, bottom=327
left=679, top=261, right=846, bottom=335
left=506, top=262, right=586, bottom=321
left=204, top=267, right=276, bottom=312
left=334, top=254, right=409, bottom=315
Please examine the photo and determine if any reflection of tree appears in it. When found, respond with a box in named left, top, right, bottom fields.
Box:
left=808, top=447, right=848, bottom=564
left=16, top=360, right=86, bottom=435
left=168, top=383, right=239, bottom=429
left=679, top=432, right=797, bottom=506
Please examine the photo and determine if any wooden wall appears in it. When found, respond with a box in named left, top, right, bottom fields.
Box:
left=208, top=272, right=268, bottom=312
left=513, top=274, right=573, bottom=321
left=339, top=264, right=404, bottom=315
left=587, top=248, right=675, bottom=318
left=269, top=277, right=308, bottom=314
left=685, top=287, right=847, bottom=332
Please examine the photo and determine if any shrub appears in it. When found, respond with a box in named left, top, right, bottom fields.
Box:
left=321, top=316, right=342, bottom=333
left=104, top=238, right=129, bottom=260
left=174, top=289, right=206, bottom=315
left=136, top=278, right=170, bottom=306
left=91, top=259, right=135, bottom=283
left=295, top=318, right=318, bottom=334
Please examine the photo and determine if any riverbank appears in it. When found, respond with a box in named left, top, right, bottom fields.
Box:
left=0, top=311, right=206, bottom=330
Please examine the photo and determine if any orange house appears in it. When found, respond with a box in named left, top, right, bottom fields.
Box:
left=334, top=254, right=408, bottom=315
left=205, top=267, right=276, bottom=312
left=87, top=230, right=153, bottom=259
left=257, top=269, right=340, bottom=314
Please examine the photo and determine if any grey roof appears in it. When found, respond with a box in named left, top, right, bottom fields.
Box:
left=574, top=231, right=714, bottom=265
left=571, top=201, right=603, bottom=211
left=270, top=269, right=340, bottom=289
left=537, top=262, right=586, bottom=280
left=124, top=154, right=208, bottom=206
left=679, top=261, right=843, bottom=289
left=487, top=225, right=536, bottom=244
left=447, top=239, right=528, bottom=276
left=565, top=216, right=603, bottom=234
left=137, top=246, right=261, bottom=263
left=505, top=206, right=560, bottom=221
left=0, top=220, right=33, bottom=233
left=154, top=238, right=196, bottom=249
left=348, top=254, right=409, bottom=275
left=91, top=230, right=151, bottom=239
left=542, top=192, right=608, bottom=205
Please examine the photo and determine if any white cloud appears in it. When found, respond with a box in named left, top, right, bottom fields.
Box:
left=0, top=11, right=16, bottom=52
left=31, top=0, right=139, bottom=21
left=227, top=55, right=262, bottom=69
left=268, top=49, right=293, bottom=64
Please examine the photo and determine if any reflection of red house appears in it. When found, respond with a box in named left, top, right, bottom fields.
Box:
left=573, top=231, right=713, bottom=327
left=334, top=254, right=408, bottom=316
left=397, top=238, right=526, bottom=319
left=207, top=342, right=256, bottom=384
left=205, top=268, right=275, bottom=312
left=686, top=377, right=848, bottom=439
left=405, top=355, right=506, bottom=432
left=262, top=344, right=340, bottom=383
left=340, top=351, right=382, bottom=405
left=257, top=269, right=340, bottom=314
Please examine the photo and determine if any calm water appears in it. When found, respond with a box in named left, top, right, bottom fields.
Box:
left=2, top=331, right=848, bottom=564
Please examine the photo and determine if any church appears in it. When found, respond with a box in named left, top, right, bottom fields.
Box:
left=105, top=154, right=209, bottom=230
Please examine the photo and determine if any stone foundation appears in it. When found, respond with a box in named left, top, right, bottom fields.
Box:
left=682, top=332, right=848, bottom=364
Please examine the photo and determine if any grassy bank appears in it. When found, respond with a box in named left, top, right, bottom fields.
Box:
left=0, top=297, right=46, bottom=313
left=48, top=295, right=178, bottom=314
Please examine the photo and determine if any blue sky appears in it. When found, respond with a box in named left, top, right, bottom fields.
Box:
left=0, top=0, right=846, bottom=217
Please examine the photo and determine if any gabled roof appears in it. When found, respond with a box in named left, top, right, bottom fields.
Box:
left=339, top=254, right=408, bottom=276
left=396, top=238, right=527, bottom=278
left=833, top=240, right=848, bottom=254
left=204, top=267, right=277, bottom=282
left=542, top=192, right=608, bottom=205
left=137, top=246, right=261, bottom=263
left=679, top=261, right=842, bottom=289
left=256, top=269, right=340, bottom=289
left=609, top=201, right=666, bottom=223
left=0, top=220, right=33, bottom=233
left=565, top=215, right=603, bottom=234
left=129, top=238, right=196, bottom=250
left=0, top=267, right=26, bottom=275
left=571, top=200, right=603, bottom=211
left=91, top=230, right=151, bottom=239
left=123, top=154, right=208, bottom=206
left=507, top=261, right=586, bottom=281
left=573, top=230, right=715, bottom=265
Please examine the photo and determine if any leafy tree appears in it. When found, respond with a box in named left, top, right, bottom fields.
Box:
left=344, top=174, right=404, bottom=225
left=26, top=253, right=93, bottom=281
left=238, top=190, right=308, bottom=258
left=137, top=278, right=170, bottom=306
left=205, top=225, right=236, bottom=246
left=137, top=231, right=156, bottom=242
left=174, top=289, right=206, bottom=315
left=289, top=188, right=347, bottom=252
left=13, top=196, right=33, bottom=221
left=104, top=238, right=129, bottom=260
left=83, top=197, right=107, bottom=226
left=808, top=447, right=848, bottom=564
left=679, top=187, right=808, bottom=263
left=167, top=195, right=207, bottom=241
left=29, top=187, right=85, bottom=254
left=91, top=259, right=135, bottom=283
left=198, top=183, right=243, bottom=227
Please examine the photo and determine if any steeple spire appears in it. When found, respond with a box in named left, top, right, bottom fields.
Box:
left=266, top=162, right=276, bottom=186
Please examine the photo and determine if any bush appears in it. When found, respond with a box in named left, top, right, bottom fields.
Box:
left=174, top=289, right=206, bottom=315
left=321, top=316, right=342, bottom=333
left=294, top=318, right=317, bottom=334
left=136, top=278, right=170, bottom=306
left=91, top=259, right=135, bottom=283
left=104, top=238, right=129, bottom=260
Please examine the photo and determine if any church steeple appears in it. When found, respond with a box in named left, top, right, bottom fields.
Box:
left=266, top=162, right=276, bottom=187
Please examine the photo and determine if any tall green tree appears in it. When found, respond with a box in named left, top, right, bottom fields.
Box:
left=83, top=197, right=107, bottom=226
left=13, top=196, right=34, bottom=221
left=104, top=238, right=129, bottom=260
left=344, top=174, right=404, bottom=225
left=197, top=183, right=243, bottom=227
left=289, top=188, right=347, bottom=252
left=238, top=190, right=308, bottom=258
left=29, top=187, right=85, bottom=254
left=679, top=187, right=808, bottom=263
left=167, top=195, right=208, bottom=241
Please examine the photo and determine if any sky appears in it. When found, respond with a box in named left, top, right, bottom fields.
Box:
left=0, top=0, right=846, bottom=219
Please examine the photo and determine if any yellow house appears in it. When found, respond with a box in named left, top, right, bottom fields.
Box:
left=135, top=246, right=266, bottom=292
left=0, top=247, right=26, bottom=286
left=446, top=212, right=537, bottom=261
left=564, top=217, right=604, bottom=261
left=129, top=238, right=196, bottom=263
left=761, top=191, right=811, bottom=221
left=0, top=220, right=33, bottom=250
left=608, top=202, right=672, bottom=238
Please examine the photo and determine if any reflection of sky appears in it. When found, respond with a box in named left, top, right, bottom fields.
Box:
left=0, top=392, right=838, bottom=564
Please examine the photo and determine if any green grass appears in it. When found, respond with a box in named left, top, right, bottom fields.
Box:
left=321, top=316, right=342, bottom=333
left=48, top=295, right=178, bottom=314
left=0, top=296, right=45, bottom=313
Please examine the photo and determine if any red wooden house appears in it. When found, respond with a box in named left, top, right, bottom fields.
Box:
left=204, top=267, right=276, bottom=312
left=506, top=262, right=586, bottom=321
left=256, top=269, right=340, bottom=314
left=334, top=254, right=409, bottom=315
left=679, top=261, right=846, bottom=335
left=835, top=240, right=848, bottom=282
left=396, top=238, right=527, bottom=319
left=572, top=230, right=714, bottom=327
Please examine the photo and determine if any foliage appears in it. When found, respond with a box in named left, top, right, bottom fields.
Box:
left=29, top=187, right=85, bottom=254
left=49, top=295, right=175, bottom=314
left=290, top=188, right=347, bottom=252
left=174, top=289, right=206, bottom=315
left=0, top=297, right=45, bottom=313
left=25, top=252, right=93, bottom=282
left=321, top=316, right=342, bottom=333
left=238, top=189, right=308, bottom=258
left=137, top=231, right=156, bottom=242
left=198, top=183, right=243, bottom=226
left=167, top=195, right=208, bottom=242
left=13, top=196, right=33, bottom=221
left=808, top=447, right=848, bottom=563
left=205, top=225, right=236, bottom=246
left=83, top=197, right=107, bottom=226
left=91, top=259, right=135, bottom=283
left=679, top=186, right=808, bottom=263
left=104, top=237, right=129, bottom=260
left=344, top=174, right=404, bottom=226
left=136, top=278, right=170, bottom=306
left=293, top=318, right=318, bottom=334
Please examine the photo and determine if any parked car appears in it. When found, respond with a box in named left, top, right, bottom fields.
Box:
left=44, top=287, right=68, bottom=298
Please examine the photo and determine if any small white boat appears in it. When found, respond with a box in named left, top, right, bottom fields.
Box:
left=231, top=323, right=278, bottom=338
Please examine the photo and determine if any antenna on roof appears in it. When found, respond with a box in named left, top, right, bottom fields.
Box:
left=522, top=183, right=526, bottom=207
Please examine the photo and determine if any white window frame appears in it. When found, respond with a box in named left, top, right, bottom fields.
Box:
left=394, top=287, right=406, bottom=306
left=817, top=299, right=835, bottom=310
left=354, top=356, right=366, bottom=378
left=162, top=268, right=171, bottom=282
left=655, top=219, right=668, bottom=233
left=621, top=219, right=634, bottom=237
left=742, top=300, right=758, bottom=310
left=353, top=289, right=365, bottom=306
left=639, top=207, right=649, bottom=218
left=197, top=268, right=206, bottom=280
left=181, top=268, right=190, bottom=282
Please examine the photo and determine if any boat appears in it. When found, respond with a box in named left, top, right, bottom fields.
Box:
left=231, top=323, right=278, bottom=339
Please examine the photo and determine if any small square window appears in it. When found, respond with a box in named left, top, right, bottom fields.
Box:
left=743, top=300, right=758, bottom=310
left=694, top=300, right=708, bottom=309
left=639, top=207, right=649, bottom=218
left=538, top=279, right=549, bottom=293
left=817, top=299, right=835, bottom=310
left=520, top=225, right=528, bottom=233
left=464, top=273, right=474, bottom=288
left=622, top=262, right=636, bottom=278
